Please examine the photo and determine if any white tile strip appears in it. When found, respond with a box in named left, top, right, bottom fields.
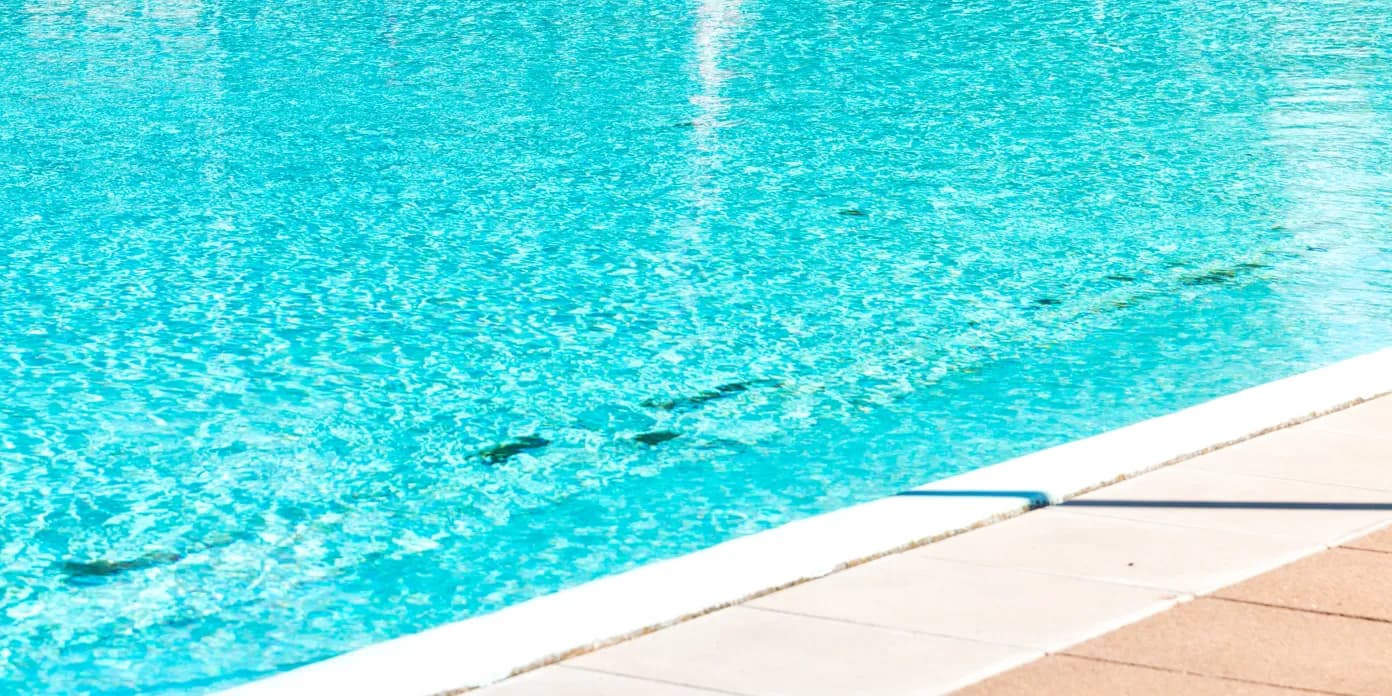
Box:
left=223, top=348, right=1392, bottom=696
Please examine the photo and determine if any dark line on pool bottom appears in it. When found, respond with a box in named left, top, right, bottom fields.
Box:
left=59, top=552, right=184, bottom=585
left=640, top=378, right=783, bottom=412
left=477, top=436, right=552, bottom=465
left=634, top=430, right=681, bottom=446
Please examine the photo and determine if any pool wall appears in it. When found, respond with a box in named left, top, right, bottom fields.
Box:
left=224, top=348, right=1392, bottom=696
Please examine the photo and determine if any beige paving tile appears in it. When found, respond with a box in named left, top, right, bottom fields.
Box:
left=1343, top=523, right=1392, bottom=553
left=748, top=554, right=1181, bottom=651
left=954, top=654, right=1311, bottom=695
left=472, top=666, right=730, bottom=695
left=1186, top=420, right=1392, bottom=491
left=567, top=606, right=1037, bottom=696
left=1216, top=547, right=1392, bottom=622
left=1305, top=396, right=1392, bottom=437
left=1066, top=598, right=1392, bottom=694
left=914, top=507, right=1313, bottom=594
left=1058, top=466, right=1392, bottom=545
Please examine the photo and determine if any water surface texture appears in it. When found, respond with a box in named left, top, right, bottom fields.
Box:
left=3, top=0, right=1392, bottom=692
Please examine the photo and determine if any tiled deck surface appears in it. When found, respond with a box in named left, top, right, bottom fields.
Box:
left=962, top=528, right=1392, bottom=695
left=472, top=395, right=1392, bottom=695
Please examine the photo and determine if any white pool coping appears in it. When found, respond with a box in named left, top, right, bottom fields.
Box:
left=223, top=348, right=1392, bottom=696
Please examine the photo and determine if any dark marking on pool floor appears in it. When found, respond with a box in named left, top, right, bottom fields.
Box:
left=61, top=551, right=183, bottom=585
left=634, top=430, right=681, bottom=446
left=478, top=435, right=551, bottom=464
left=641, top=379, right=782, bottom=412
left=1179, top=268, right=1239, bottom=286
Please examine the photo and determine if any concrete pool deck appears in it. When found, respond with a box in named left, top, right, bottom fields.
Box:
left=225, top=351, right=1392, bottom=696
left=471, top=394, right=1392, bottom=695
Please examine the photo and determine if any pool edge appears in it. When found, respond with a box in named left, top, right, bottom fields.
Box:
left=221, top=348, right=1392, bottom=696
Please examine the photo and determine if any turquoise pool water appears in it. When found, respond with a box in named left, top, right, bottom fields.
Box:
left=4, top=0, right=1392, bottom=692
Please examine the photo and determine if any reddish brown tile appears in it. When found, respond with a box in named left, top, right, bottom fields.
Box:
left=1065, top=598, right=1392, bottom=694
left=956, top=654, right=1311, bottom=695
left=1217, top=547, right=1392, bottom=622
left=1343, top=524, right=1392, bottom=554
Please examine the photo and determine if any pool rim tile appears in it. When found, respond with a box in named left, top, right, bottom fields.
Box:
left=565, top=605, right=1044, bottom=696
left=909, top=505, right=1326, bottom=596
left=743, top=552, right=1187, bottom=651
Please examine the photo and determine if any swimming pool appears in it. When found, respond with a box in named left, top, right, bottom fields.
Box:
left=3, top=0, right=1391, bottom=692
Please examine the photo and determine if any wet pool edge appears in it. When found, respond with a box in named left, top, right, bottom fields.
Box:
left=221, top=347, right=1392, bottom=696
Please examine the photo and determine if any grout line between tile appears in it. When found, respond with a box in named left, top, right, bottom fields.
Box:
left=875, top=549, right=1204, bottom=595
left=555, top=664, right=752, bottom=696
left=736, top=604, right=1045, bottom=652
left=1048, top=502, right=1392, bottom=548
left=1207, top=595, right=1392, bottom=627
left=1053, top=653, right=1354, bottom=696
left=872, top=551, right=1192, bottom=590
left=1339, top=544, right=1392, bottom=556
left=936, top=651, right=1057, bottom=695
left=744, top=582, right=1188, bottom=653
left=1178, top=468, right=1392, bottom=494
left=1060, top=464, right=1392, bottom=506
left=1326, top=519, right=1392, bottom=547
